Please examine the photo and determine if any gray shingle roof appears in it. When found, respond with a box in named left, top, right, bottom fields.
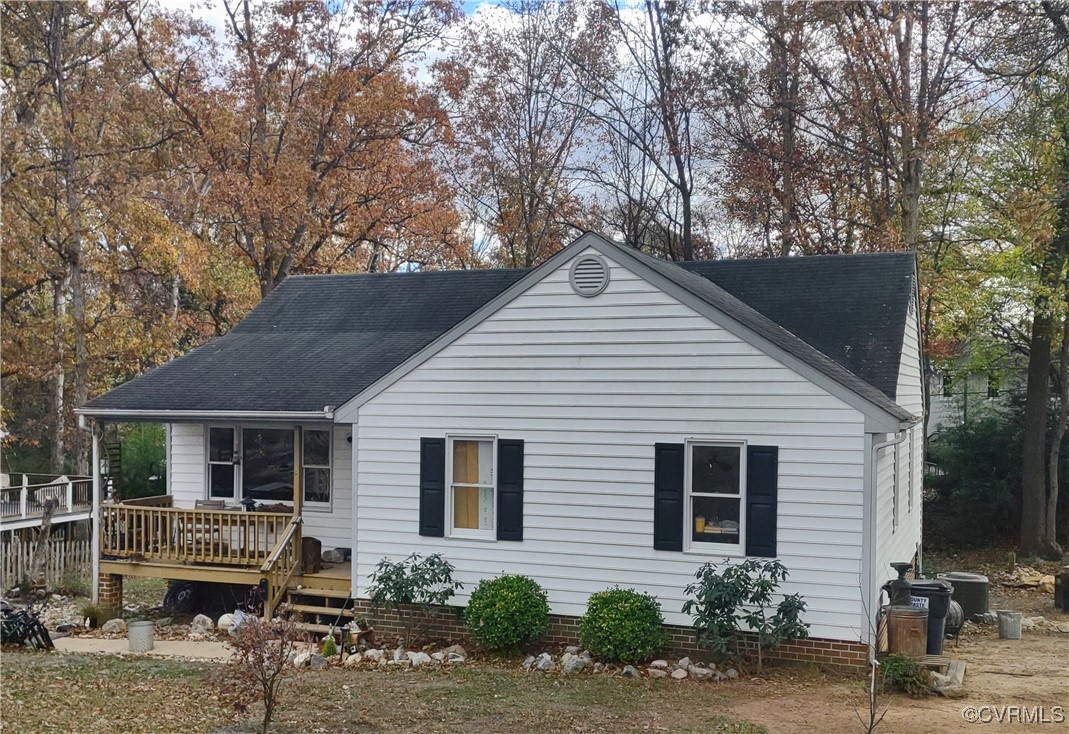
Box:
left=83, top=269, right=527, bottom=413
left=82, top=241, right=916, bottom=421
left=679, top=252, right=917, bottom=402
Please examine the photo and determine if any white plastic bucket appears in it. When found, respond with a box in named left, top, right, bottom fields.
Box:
left=996, top=610, right=1022, bottom=640
left=128, top=620, right=155, bottom=652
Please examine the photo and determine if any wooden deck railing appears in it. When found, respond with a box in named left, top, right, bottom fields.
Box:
left=1, top=476, right=93, bottom=525
left=100, top=503, right=294, bottom=567
left=261, top=517, right=302, bottom=620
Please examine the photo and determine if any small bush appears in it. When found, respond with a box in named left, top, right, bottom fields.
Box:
left=682, top=558, right=808, bottom=670
left=880, top=654, right=931, bottom=697
left=579, top=587, right=666, bottom=664
left=368, top=553, right=463, bottom=645
left=79, top=602, right=103, bottom=628
left=465, top=574, right=549, bottom=652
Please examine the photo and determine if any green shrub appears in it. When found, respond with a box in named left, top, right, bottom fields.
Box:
left=681, top=558, right=808, bottom=671
left=79, top=602, right=103, bottom=628
left=579, top=587, right=666, bottom=664
left=465, top=574, right=549, bottom=652
left=368, top=553, right=463, bottom=645
left=880, top=654, right=931, bottom=697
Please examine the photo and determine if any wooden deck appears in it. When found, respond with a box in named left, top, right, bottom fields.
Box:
left=97, top=497, right=350, bottom=617
left=1, top=476, right=93, bottom=531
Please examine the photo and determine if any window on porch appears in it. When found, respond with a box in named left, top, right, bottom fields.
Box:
left=205, top=426, right=332, bottom=507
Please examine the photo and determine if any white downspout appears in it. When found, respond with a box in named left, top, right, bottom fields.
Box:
left=349, top=416, right=359, bottom=598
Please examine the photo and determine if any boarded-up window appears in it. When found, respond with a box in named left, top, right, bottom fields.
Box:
left=449, top=437, right=495, bottom=537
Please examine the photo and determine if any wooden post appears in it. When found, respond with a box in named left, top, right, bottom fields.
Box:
left=19, top=476, right=28, bottom=519
left=293, top=426, right=303, bottom=519
left=91, top=423, right=102, bottom=604
left=65, top=477, right=74, bottom=512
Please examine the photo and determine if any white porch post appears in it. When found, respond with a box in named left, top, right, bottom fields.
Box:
left=350, top=419, right=358, bottom=597
left=91, top=423, right=102, bottom=604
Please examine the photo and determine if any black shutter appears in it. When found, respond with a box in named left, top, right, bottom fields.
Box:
left=745, top=445, right=779, bottom=557
left=419, top=437, right=446, bottom=537
left=496, top=439, right=524, bottom=541
left=653, top=443, right=685, bottom=551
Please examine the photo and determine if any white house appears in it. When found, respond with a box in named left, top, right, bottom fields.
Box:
left=78, top=233, right=923, bottom=665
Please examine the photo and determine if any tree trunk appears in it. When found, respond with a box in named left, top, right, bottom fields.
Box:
left=1046, top=312, right=1068, bottom=551
left=51, top=277, right=66, bottom=472
left=1019, top=304, right=1059, bottom=559
left=27, top=500, right=58, bottom=589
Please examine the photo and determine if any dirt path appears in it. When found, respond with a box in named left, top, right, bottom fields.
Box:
left=725, top=629, right=1068, bottom=733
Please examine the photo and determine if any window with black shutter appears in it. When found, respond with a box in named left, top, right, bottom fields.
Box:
left=420, top=435, right=525, bottom=541
left=653, top=441, right=779, bottom=558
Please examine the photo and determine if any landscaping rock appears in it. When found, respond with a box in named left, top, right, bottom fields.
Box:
left=647, top=668, right=668, bottom=679
left=562, top=655, right=587, bottom=675
left=393, top=646, right=405, bottom=662
left=671, top=668, right=688, bottom=680
left=216, top=614, right=233, bottom=632
left=593, top=662, right=605, bottom=673
left=309, top=654, right=327, bottom=671
left=688, top=665, right=715, bottom=681
left=101, top=618, right=126, bottom=635
left=364, top=649, right=385, bottom=661
left=649, top=659, right=668, bottom=669
left=344, top=653, right=363, bottom=667
left=190, top=614, right=215, bottom=634
left=579, top=649, right=592, bottom=661
left=726, top=668, right=739, bottom=680
left=407, top=651, right=432, bottom=668
left=974, top=611, right=998, bottom=625
left=564, top=645, right=581, bottom=655
left=935, top=683, right=967, bottom=699
left=522, top=656, right=536, bottom=671
left=154, top=617, right=174, bottom=628
left=431, top=652, right=445, bottom=662
left=187, top=632, right=208, bottom=641
left=676, top=656, right=691, bottom=669
left=621, top=665, right=640, bottom=679
left=293, top=652, right=311, bottom=668
left=534, top=652, right=555, bottom=672
left=442, top=644, right=467, bottom=661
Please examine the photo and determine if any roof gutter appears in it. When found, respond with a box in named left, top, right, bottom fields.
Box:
left=75, top=407, right=336, bottom=422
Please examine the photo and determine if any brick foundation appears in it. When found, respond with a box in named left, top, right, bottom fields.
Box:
left=97, top=573, right=123, bottom=618
left=342, top=600, right=867, bottom=673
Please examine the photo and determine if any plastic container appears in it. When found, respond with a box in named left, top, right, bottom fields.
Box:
left=128, top=620, right=155, bottom=652
left=996, top=610, right=1022, bottom=640
left=887, top=605, right=928, bottom=659
left=910, top=581, right=954, bottom=655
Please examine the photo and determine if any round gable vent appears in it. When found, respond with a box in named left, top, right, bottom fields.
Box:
left=569, top=255, right=610, bottom=297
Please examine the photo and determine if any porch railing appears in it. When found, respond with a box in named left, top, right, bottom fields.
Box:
left=1, top=476, right=93, bottom=524
left=261, top=517, right=302, bottom=620
left=100, top=501, right=294, bottom=567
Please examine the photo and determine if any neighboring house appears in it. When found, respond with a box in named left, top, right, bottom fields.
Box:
left=927, top=363, right=1027, bottom=438
left=77, top=233, right=923, bottom=668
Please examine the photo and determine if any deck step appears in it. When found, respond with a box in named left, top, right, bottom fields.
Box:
left=281, top=602, right=359, bottom=618
left=289, top=586, right=353, bottom=600
left=294, top=621, right=343, bottom=636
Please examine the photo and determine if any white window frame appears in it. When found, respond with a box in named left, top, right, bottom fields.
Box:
left=302, top=427, right=333, bottom=511
left=445, top=434, right=497, bottom=541
left=206, top=425, right=238, bottom=500
left=203, top=423, right=334, bottom=511
left=684, top=439, right=747, bottom=555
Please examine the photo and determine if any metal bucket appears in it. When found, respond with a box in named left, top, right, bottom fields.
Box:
left=128, top=620, right=155, bottom=652
left=887, top=605, right=928, bottom=659
left=996, top=610, right=1022, bottom=640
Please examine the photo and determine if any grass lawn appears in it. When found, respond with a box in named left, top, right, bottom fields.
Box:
left=0, top=653, right=766, bottom=734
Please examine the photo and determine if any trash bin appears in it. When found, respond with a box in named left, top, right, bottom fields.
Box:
left=910, top=581, right=954, bottom=655
left=128, top=620, right=155, bottom=652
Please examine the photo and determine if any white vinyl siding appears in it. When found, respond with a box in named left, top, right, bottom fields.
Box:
left=355, top=248, right=869, bottom=641
left=166, top=422, right=352, bottom=551
left=875, top=284, right=924, bottom=588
